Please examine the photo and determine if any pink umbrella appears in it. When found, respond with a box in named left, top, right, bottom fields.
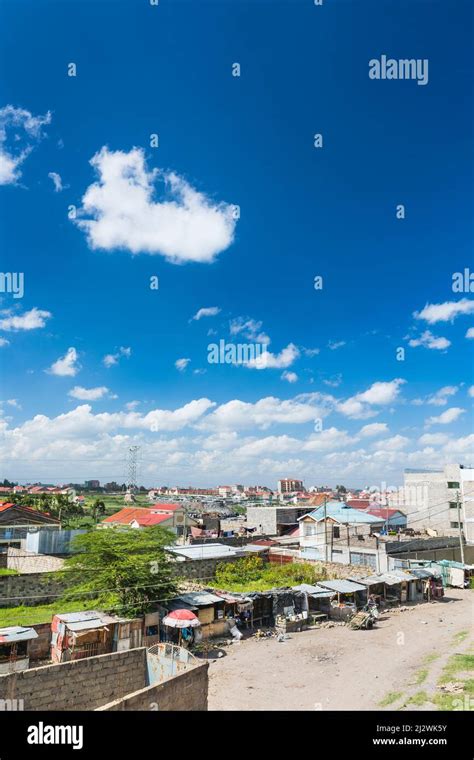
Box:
left=162, top=609, right=201, bottom=628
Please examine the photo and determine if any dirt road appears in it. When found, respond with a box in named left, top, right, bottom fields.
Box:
left=208, top=589, right=473, bottom=711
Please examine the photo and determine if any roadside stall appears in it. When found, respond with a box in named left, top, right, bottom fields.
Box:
left=292, top=583, right=336, bottom=621
left=161, top=609, right=202, bottom=648
left=410, top=568, right=444, bottom=600
left=318, top=579, right=368, bottom=620
left=0, top=626, right=38, bottom=673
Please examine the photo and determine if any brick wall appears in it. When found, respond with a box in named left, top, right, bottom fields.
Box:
left=98, top=661, right=208, bottom=711
left=0, top=648, right=147, bottom=711
left=28, top=622, right=52, bottom=661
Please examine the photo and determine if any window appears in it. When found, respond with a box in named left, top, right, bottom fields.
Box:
left=450, top=522, right=463, bottom=529
left=333, top=526, right=340, bottom=539
left=447, top=482, right=460, bottom=489
left=305, top=524, right=317, bottom=536
left=449, top=502, right=458, bottom=509
left=350, top=552, right=377, bottom=568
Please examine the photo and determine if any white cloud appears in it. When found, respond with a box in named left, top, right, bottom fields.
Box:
left=426, top=386, right=458, bottom=406
left=469, top=386, right=474, bottom=398
left=303, top=427, right=353, bottom=452
left=414, top=299, right=474, bottom=324
left=175, top=357, right=191, bottom=371
left=103, top=346, right=131, bottom=368
left=359, top=422, right=389, bottom=438
left=426, top=407, right=465, bottom=426
left=302, top=347, right=320, bottom=357
left=125, top=400, right=140, bottom=411
left=75, top=147, right=236, bottom=263
left=191, top=306, right=220, bottom=321
left=48, top=171, right=64, bottom=192
left=323, top=374, right=342, bottom=388
left=372, top=434, right=409, bottom=451
left=229, top=317, right=270, bottom=345
left=328, top=340, right=346, bottom=350
left=466, top=327, right=474, bottom=339
left=0, top=105, right=51, bottom=185
left=68, top=386, right=109, bottom=401
left=203, top=393, right=334, bottom=431
left=408, top=330, right=450, bottom=350
left=0, top=307, right=51, bottom=331
left=247, top=343, right=300, bottom=370
left=0, top=337, right=10, bottom=347
left=338, top=379, right=405, bottom=419
left=281, top=371, right=298, bottom=383
left=48, top=347, right=80, bottom=377
left=418, top=433, right=449, bottom=446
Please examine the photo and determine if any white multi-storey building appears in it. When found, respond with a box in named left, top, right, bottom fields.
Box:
left=388, top=464, right=474, bottom=542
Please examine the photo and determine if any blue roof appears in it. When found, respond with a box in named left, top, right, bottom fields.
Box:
left=299, top=502, right=382, bottom=525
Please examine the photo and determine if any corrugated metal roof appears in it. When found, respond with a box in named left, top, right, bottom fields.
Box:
left=318, top=579, right=367, bottom=593
left=0, top=626, right=38, bottom=643
left=292, top=583, right=335, bottom=598
left=166, top=543, right=238, bottom=560
left=177, top=591, right=224, bottom=607
left=55, top=610, right=117, bottom=628
left=300, top=503, right=382, bottom=525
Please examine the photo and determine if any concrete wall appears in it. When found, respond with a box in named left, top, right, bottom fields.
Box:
left=98, top=661, right=208, bottom=711
left=0, top=648, right=147, bottom=711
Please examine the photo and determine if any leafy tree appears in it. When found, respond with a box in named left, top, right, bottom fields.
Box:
left=58, top=526, right=177, bottom=617
left=91, top=499, right=106, bottom=522
left=215, top=556, right=328, bottom=592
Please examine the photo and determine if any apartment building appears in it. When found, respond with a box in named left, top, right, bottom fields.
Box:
left=278, top=478, right=304, bottom=494
left=388, top=464, right=474, bottom=542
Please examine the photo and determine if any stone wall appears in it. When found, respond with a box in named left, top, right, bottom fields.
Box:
left=171, top=555, right=240, bottom=581
left=0, top=648, right=147, bottom=711
left=0, top=571, right=71, bottom=607
left=98, top=661, right=208, bottom=711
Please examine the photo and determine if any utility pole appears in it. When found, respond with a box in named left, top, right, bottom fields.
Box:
left=456, top=490, right=465, bottom=565
left=323, top=496, right=328, bottom=562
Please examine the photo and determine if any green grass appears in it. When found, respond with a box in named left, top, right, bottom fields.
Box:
left=439, top=653, right=474, bottom=684
left=0, top=568, right=19, bottom=576
left=423, top=652, right=440, bottom=665
left=414, top=668, right=429, bottom=685
left=0, top=599, right=107, bottom=627
left=379, top=691, right=404, bottom=707
left=406, top=691, right=429, bottom=707
left=453, top=630, right=469, bottom=643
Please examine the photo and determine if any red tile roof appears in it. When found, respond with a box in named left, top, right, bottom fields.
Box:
left=150, top=503, right=181, bottom=512
left=103, top=507, right=155, bottom=524
left=132, top=514, right=173, bottom=526
left=0, top=502, right=58, bottom=521
left=346, top=499, right=372, bottom=510
left=365, top=508, right=403, bottom=519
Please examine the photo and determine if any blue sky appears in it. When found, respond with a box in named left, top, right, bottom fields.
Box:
left=0, top=0, right=473, bottom=487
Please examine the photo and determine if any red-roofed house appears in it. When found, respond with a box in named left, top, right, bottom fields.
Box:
left=0, top=503, right=59, bottom=526
left=364, top=508, right=406, bottom=528
left=101, top=505, right=197, bottom=535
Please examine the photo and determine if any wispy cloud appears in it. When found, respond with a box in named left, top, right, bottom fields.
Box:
left=408, top=330, right=450, bottom=350
left=68, top=386, right=110, bottom=401
left=0, top=105, right=51, bottom=185
left=103, top=346, right=131, bottom=368
left=191, top=306, right=221, bottom=321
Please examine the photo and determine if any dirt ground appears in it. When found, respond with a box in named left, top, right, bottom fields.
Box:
left=208, top=588, right=473, bottom=711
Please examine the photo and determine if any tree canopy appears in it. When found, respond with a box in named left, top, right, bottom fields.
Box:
left=58, top=526, right=177, bottom=617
